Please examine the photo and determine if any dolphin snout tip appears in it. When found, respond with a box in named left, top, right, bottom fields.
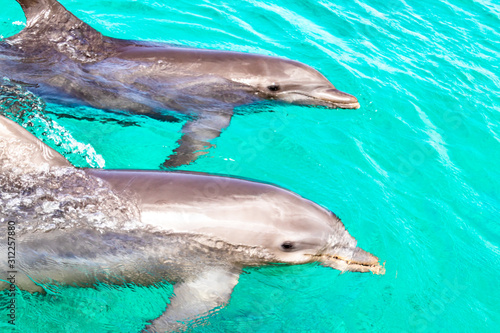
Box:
left=372, top=262, right=386, bottom=275
left=315, top=88, right=360, bottom=109
left=319, top=246, right=385, bottom=275
left=351, top=247, right=384, bottom=274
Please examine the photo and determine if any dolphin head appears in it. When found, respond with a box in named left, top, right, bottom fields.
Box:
left=227, top=55, right=360, bottom=109
left=252, top=194, right=383, bottom=274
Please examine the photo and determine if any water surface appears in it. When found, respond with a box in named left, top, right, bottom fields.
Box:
left=0, top=0, right=499, bottom=332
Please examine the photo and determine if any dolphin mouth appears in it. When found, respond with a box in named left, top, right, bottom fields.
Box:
left=310, top=247, right=385, bottom=275
left=311, top=88, right=360, bottom=109
left=279, top=88, right=360, bottom=109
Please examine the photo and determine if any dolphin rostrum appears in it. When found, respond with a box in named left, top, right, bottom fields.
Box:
left=1, top=0, right=360, bottom=167
left=0, top=115, right=383, bottom=331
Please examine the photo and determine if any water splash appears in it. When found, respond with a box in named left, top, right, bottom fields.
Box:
left=0, top=167, right=140, bottom=235
left=0, top=78, right=105, bottom=168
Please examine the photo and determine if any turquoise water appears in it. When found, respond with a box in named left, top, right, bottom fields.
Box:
left=1, top=0, right=499, bottom=332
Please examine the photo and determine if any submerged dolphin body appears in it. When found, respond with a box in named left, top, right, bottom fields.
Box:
left=1, top=0, right=360, bottom=167
left=0, top=115, right=383, bottom=331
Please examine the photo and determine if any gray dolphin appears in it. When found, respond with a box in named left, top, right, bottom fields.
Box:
left=0, top=115, right=383, bottom=332
left=1, top=0, right=360, bottom=167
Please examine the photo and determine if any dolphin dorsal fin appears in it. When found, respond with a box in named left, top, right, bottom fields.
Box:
left=0, top=115, right=72, bottom=172
left=15, top=0, right=60, bottom=25
left=13, top=0, right=113, bottom=62
left=16, top=0, right=92, bottom=30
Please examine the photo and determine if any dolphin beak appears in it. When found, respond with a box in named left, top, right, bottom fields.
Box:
left=310, top=88, right=360, bottom=109
left=312, top=246, right=385, bottom=275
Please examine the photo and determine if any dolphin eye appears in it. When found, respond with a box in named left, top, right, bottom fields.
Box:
left=267, top=84, right=281, bottom=92
left=281, top=241, right=295, bottom=251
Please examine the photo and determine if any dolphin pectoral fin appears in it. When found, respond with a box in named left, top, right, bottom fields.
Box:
left=162, top=110, right=233, bottom=168
left=144, top=268, right=241, bottom=332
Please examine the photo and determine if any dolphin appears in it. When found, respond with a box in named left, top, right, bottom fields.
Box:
left=1, top=0, right=360, bottom=167
left=0, top=114, right=383, bottom=332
